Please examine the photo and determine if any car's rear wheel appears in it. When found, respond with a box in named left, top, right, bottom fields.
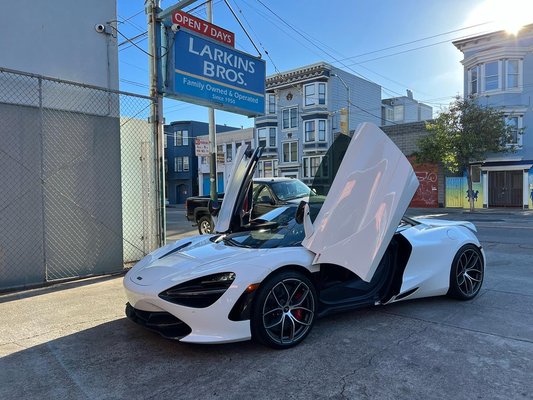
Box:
left=448, top=244, right=484, bottom=300
left=197, top=215, right=213, bottom=234
left=251, top=270, right=317, bottom=349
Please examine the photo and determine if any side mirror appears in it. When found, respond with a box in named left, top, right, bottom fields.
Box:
left=295, top=200, right=307, bottom=224
left=208, top=199, right=220, bottom=217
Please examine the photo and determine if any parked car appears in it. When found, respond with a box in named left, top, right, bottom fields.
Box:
left=186, top=177, right=312, bottom=234
left=124, top=123, right=485, bottom=349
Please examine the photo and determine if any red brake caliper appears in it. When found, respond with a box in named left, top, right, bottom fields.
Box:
left=293, top=290, right=303, bottom=320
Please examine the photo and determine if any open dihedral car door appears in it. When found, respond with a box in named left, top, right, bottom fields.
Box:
left=214, top=145, right=262, bottom=234
left=302, top=123, right=419, bottom=282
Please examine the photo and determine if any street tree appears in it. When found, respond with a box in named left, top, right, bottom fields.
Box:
left=416, top=96, right=518, bottom=211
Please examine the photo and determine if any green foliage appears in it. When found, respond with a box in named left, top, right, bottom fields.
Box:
left=416, top=96, right=515, bottom=174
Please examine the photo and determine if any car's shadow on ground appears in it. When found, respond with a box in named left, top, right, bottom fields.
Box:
left=3, top=291, right=533, bottom=399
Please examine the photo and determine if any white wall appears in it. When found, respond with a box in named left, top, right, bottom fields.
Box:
left=0, top=0, right=118, bottom=89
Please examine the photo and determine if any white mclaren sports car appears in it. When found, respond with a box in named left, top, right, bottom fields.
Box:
left=124, top=123, right=485, bottom=349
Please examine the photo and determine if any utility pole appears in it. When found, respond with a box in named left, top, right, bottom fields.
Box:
left=206, top=0, right=218, bottom=206
left=146, top=0, right=166, bottom=245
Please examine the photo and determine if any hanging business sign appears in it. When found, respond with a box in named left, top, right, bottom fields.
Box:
left=171, top=10, right=235, bottom=47
left=194, top=138, right=210, bottom=156
left=168, top=29, right=265, bottom=117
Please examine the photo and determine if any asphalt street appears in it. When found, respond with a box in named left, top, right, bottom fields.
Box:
left=0, top=207, right=532, bottom=399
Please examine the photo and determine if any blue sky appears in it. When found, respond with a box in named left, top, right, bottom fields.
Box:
left=117, top=0, right=533, bottom=128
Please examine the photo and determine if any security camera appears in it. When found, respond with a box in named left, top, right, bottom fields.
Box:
left=95, top=24, right=106, bottom=33
left=171, top=24, right=180, bottom=32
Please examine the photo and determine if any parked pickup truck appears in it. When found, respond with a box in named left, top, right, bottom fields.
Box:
left=186, top=177, right=312, bottom=234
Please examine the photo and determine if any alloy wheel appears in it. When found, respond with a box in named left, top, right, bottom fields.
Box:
left=455, top=247, right=483, bottom=297
left=262, top=278, right=315, bottom=346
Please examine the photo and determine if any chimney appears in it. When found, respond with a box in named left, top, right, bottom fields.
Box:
left=406, top=89, right=413, bottom=99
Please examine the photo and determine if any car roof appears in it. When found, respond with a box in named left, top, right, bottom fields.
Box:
left=253, top=177, right=295, bottom=184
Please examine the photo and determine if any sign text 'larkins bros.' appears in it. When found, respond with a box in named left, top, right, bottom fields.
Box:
left=171, top=29, right=265, bottom=117
left=172, top=10, right=235, bottom=47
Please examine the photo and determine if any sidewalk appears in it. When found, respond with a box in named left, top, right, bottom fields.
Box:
left=407, top=206, right=533, bottom=217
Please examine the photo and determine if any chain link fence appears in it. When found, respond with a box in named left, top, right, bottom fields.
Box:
left=0, top=67, right=162, bottom=291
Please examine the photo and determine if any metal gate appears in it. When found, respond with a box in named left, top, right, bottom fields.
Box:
left=0, top=68, right=163, bottom=291
left=489, top=171, right=523, bottom=207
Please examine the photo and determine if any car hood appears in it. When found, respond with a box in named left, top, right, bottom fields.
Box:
left=127, top=236, right=254, bottom=286
left=302, top=123, right=419, bottom=282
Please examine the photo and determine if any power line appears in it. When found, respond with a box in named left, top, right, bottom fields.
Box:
left=119, top=31, right=147, bottom=47
left=336, top=21, right=494, bottom=63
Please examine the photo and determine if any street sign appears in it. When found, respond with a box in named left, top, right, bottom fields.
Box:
left=195, top=138, right=210, bottom=156
left=171, top=10, right=235, bottom=47
left=169, top=29, right=265, bottom=117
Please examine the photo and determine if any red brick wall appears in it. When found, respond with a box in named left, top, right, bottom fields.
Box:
left=408, top=157, right=438, bottom=208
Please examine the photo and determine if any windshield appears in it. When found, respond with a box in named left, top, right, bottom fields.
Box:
left=224, top=206, right=305, bottom=248
left=270, top=180, right=312, bottom=201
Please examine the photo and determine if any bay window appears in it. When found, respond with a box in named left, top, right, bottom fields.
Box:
left=506, top=60, right=519, bottom=89
left=304, top=82, right=327, bottom=107
left=303, top=156, right=325, bottom=178
left=304, top=119, right=327, bottom=143
left=484, top=61, right=499, bottom=91
left=257, top=127, right=276, bottom=148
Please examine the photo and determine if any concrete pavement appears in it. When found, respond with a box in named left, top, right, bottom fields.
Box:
left=1, top=208, right=532, bottom=399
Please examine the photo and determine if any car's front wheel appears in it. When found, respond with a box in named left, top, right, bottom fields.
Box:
left=251, top=270, right=317, bottom=349
left=448, top=244, right=484, bottom=300
left=197, top=215, right=213, bottom=234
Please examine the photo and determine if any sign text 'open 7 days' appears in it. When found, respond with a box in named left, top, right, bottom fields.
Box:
left=172, top=10, right=235, bottom=47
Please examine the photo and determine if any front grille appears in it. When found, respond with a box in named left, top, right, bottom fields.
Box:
left=125, top=303, right=192, bottom=340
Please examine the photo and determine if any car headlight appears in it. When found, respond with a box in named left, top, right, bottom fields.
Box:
left=158, top=272, right=236, bottom=308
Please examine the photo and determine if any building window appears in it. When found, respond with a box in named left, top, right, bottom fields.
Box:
left=173, top=130, right=189, bottom=146
left=385, top=108, right=394, bottom=122
left=304, top=84, right=315, bottom=106
left=484, top=61, right=499, bottom=91
left=258, top=128, right=266, bottom=147
left=504, top=115, right=523, bottom=146
left=259, top=159, right=279, bottom=177
left=164, top=134, right=168, bottom=148
left=282, top=141, right=298, bottom=163
left=226, top=143, right=232, bottom=162
left=318, top=83, right=326, bottom=105
left=469, top=59, right=521, bottom=94
left=269, top=127, right=276, bottom=147
left=318, top=120, right=326, bottom=141
left=258, top=127, right=276, bottom=148
left=304, top=82, right=326, bottom=106
left=506, top=59, right=519, bottom=89
left=267, top=94, right=276, bottom=114
left=469, top=66, right=479, bottom=95
left=471, top=165, right=481, bottom=183
left=174, top=156, right=189, bottom=172
left=305, top=119, right=327, bottom=143
left=282, top=107, right=298, bottom=130
left=217, top=145, right=224, bottom=163
left=164, top=158, right=168, bottom=173
left=303, top=156, right=324, bottom=178
left=305, top=121, right=315, bottom=142
left=393, top=105, right=404, bottom=122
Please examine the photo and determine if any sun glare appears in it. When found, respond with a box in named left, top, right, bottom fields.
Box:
left=466, top=0, right=533, bottom=36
